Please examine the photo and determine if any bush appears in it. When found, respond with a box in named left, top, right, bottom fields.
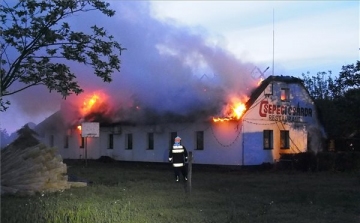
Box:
left=293, top=152, right=317, bottom=172
left=334, top=152, right=360, bottom=172
left=278, top=152, right=360, bottom=172
left=316, top=152, right=337, bottom=171
left=278, top=152, right=316, bottom=172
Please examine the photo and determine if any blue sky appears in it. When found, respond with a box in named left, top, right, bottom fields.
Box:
left=151, top=1, right=359, bottom=76
left=1, top=1, right=359, bottom=134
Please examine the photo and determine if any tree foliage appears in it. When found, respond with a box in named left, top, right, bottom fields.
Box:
left=302, top=61, right=360, bottom=150
left=333, top=60, right=360, bottom=97
left=301, top=71, right=336, bottom=100
left=0, top=0, right=126, bottom=111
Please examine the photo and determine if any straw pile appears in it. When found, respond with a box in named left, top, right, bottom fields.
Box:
left=1, top=143, right=70, bottom=196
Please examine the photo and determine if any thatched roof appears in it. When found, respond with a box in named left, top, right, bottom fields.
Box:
left=37, top=75, right=312, bottom=129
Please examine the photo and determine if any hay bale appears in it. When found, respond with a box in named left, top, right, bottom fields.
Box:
left=1, top=143, right=71, bottom=196
left=1, top=125, right=75, bottom=196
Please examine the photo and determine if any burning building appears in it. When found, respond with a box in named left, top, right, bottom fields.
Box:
left=35, top=75, right=325, bottom=166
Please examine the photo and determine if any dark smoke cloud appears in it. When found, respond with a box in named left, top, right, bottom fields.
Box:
left=6, top=1, right=260, bottom=126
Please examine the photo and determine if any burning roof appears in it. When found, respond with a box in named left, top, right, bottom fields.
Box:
left=56, top=76, right=273, bottom=127
left=36, top=75, right=309, bottom=131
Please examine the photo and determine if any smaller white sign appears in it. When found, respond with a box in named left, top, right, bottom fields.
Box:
left=81, top=122, right=100, bottom=137
left=264, top=83, right=273, bottom=95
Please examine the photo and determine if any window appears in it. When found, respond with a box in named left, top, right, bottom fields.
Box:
left=263, top=130, right=273, bottom=150
left=108, top=134, right=114, bottom=149
left=147, top=132, right=154, bottom=150
left=50, top=135, right=54, bottom=147
left=64, top=135, right=69, bottom=148
left=170, top=132, right=177, bottom=147
left=80, top=135, right=84, bottom=148
left=280, top=130, right=290, bottom=149
left=196, top=131, right=204, bottom=150
left=126, top=133, right=133, bottom=150
left=281, top=88, right=290, bottom=101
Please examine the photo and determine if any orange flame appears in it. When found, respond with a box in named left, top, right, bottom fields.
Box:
left=77, top=125, right=82, bottom=131
left=79, top=92, right=108, bottom=116
left=213, top=96, right=248, bottom=122
left=257, top=77, right=264, bottom=86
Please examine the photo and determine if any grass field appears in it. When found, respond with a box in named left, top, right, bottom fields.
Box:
left=2, top=160, right=360, bottom=223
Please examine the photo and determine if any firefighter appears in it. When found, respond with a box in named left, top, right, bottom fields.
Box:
left=168, top=136, right=188, bottom=182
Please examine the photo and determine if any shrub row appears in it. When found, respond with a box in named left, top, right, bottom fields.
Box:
left=278, top=151, right=360, bottom=172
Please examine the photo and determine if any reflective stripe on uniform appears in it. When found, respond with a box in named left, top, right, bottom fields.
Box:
left=173, top=145, right=183, bottom=149
left=173, top=163, right=184, bottom=167
left=172, top=149, right=184, bottom=153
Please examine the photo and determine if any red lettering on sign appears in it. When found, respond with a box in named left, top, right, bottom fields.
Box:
left=281, top=106, right=285, bottom=115
left=258, top=100, right=313, bottom=118
left=259, top=100, right=268, bottom=117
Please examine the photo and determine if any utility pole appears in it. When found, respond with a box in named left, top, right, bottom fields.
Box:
left=272, top=8, right=275, bottom=76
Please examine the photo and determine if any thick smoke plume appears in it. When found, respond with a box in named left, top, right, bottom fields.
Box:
left=7, top=1, right=261, bottom=127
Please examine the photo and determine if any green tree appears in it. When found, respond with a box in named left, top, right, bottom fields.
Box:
left=336, top=88, right=360, bottom=135
left=301, top=71, right=336, bottom=100
left=333, top=60, right=360, bottom=98
left=301, top=71, right=342, bottom=140
left=333, top=61, right=360, bottom=139
left=0, top=0, right=126, bottom=111
left=302, top=61, right=360, bottom=150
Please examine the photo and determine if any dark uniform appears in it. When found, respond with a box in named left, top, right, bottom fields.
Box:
left=169, top=137, right=188, bottom=182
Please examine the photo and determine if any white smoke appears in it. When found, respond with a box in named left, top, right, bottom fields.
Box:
left=6, top=1, right=262, bottom=126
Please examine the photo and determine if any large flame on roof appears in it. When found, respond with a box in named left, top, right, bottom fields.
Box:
left=213, top=96, right=248, bottom=122
left=79, top=91, right=108, bottom=117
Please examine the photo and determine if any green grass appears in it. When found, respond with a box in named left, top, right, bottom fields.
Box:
left=2, top=160, right=360, bottom=223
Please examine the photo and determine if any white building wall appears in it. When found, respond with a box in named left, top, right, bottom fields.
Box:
left=39, top=129, right=77, bottom=159
left=199, top=121, right=243, bottom=165
left=92, top=122, right=244, bottom=165
left=61, top=132, right=81, bottom=159
left=241, top=80, right=321, bottom=165
left=39, top=78, right=324, bottom=166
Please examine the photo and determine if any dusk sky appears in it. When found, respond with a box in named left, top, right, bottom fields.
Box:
left=1, top=1, right=359, bottom=134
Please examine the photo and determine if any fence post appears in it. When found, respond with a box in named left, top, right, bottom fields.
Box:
left=85, top=137, right=88, bottom=167
left=187, top=151, right=193, bottom=194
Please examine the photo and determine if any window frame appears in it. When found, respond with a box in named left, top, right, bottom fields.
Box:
left=125, top=133, right=133, bottom=150
left=108, top=134, right=114, bottom=149
left=79, top=135, right=85, bottom=148
left=263, top=130, right=273, bottom=150
left=195, top=131, right=204, bottom=150
left=64, top=135, right=69, bottom=149
left=281, top=88, right=290, bottom=101
left=280, top=130, right=290, bottom=149
left=147, top=132, right=154, bottom=150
